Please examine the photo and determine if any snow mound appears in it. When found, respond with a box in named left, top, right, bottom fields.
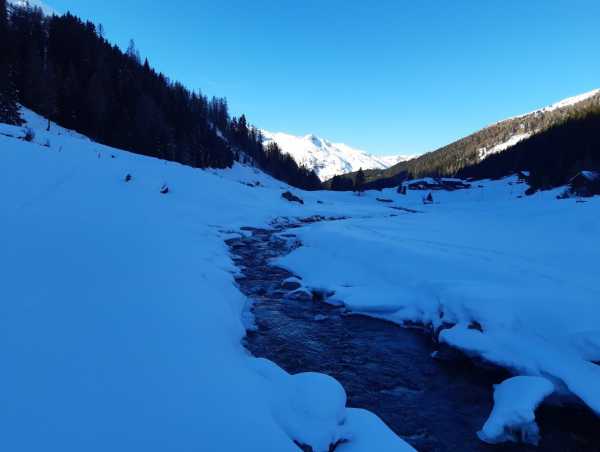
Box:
left=478, top=376, right=554, bottom=445
left=338, top=409, right=417, bottom=452
left=252, top=359, right=348, bottom=451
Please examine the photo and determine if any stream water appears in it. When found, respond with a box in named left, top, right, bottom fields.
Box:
left=227, top=218, right=600, bottom=452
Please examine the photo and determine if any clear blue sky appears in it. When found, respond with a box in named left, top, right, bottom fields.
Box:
left=47, top=0, right=600, bottom=156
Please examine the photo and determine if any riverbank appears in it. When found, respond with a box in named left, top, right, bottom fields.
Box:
left=230, top=220, right=600, bottom=450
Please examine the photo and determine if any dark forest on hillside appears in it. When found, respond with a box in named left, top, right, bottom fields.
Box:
left=459, top=109, right=600, bottom=191
left=329, top=104, right=600, bottom=192
left=0, top=1, right=321, bottom=189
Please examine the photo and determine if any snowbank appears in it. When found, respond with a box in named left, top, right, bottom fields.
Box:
left=277, top=177, right=600, bottom=419
left=478, top=376, right=554, bottom=445
left=0, top=110, right=410, bottom=451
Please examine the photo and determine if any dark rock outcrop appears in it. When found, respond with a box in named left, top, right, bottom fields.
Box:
left=282, top=191, right=304, bottom=204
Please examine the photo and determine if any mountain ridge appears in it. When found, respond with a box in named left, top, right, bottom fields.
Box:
left=8, top=0, right=55, bottom=15
left=261, top=130, right=413, bottom=181
left=330, top=88, right=600, bottom=189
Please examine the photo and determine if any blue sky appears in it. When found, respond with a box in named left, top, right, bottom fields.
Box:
left=46, top=0, right=600, bottom=156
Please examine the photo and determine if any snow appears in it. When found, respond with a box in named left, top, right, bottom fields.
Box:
left=478, top=132, right=532, bottom=160
left=502, top=88, right=600, bottom=123
left=579, top=170, right=600, bottom=181
left=0, top=109, right=412, bottom=451
left=536, top=88, right=600, bottom=114
left=480, top=89, right=600, bottom=161
left=338, top=409, right=416, bottom=452
left=251, top=359, right=348, bottom=450
left=8, top=0, right=56, bottom=15
left=477, top=376, right=554, bottom=445
left=261, top=130, right=412, bottom=181
left=378, top=154, right=414, bottom=167
left=3, top=106, right=600, bottom=449
left=276, top=177, right=600, bottom=418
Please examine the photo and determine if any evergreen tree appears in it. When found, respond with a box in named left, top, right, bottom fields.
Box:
left=354, top=168, right=366, bottom=194
left=0, top=67, right=23, bottom=125
left=126, top=39, right=141, bottom=63
left=0, top=0, right=23, bottom=125
left=2, top=4, right=320, bottom=189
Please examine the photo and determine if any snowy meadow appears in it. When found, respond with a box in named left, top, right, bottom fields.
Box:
left=1, top=110, right=599, bottom=450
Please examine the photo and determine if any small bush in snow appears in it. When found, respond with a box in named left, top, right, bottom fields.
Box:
left=281, top=191, right=304, bottom=204
left=22, top=127, right=35, bottom=142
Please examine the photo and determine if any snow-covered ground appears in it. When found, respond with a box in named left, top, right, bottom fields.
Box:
left=478, top=132, right=532, bottom=160
left=276, top=179, right=600, bottom=423
left=3, top=108, right=599, bottom=450
left=0, top=110, right=414, bottom=452
left=477, top=376, right=554, bottom=445
left=511, top=88, right=600, bottom=120
left=261, top=130, right=412, bottom=181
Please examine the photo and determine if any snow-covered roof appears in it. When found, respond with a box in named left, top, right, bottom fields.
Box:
left=570, top=170, right=600, bottom=183
left=581, top=170, right=600, bottom=181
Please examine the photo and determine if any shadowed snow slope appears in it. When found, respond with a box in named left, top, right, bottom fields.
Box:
left=0, top=110, right=413, bottom=452
left=261, top=130, right=412, bottom=181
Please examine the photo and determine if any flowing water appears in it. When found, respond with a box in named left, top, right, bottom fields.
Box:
left=227, top=219, right=600, bottom=452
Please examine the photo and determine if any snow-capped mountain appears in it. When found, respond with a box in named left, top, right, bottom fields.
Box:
left=8, top=0, right=56, bottom=15
left=507, top=88, right=600, bottom=122
left=261, top=130, right=412, bottom=181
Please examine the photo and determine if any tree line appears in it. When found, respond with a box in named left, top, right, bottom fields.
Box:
left=329, top=92, right=600, bottom=191
left=459, top=106, right=600, bottom=191
left=0, top=1, right=321, bottom=189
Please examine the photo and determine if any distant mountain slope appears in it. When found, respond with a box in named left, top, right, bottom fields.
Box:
left=8, top=0, right=55, bottom=15
left=261, top=130, right=412, bottom=181
left=4, top=3, right=320, bottom=189
left=332, top=88, right=600, bottom=189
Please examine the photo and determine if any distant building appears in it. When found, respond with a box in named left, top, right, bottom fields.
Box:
left=569, top=171, right=600, bottom=197
left=559, top=171, right=600, bottom=199
left=407, top=177, right=471, bottom=191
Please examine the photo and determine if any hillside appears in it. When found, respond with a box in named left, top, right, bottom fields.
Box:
left=0, top=108, right=418, bottom=452
left=330, top=89, right=600, bottom=190
left=0, top=2, right=320, bottom=189
left=261, top=130, right=411, bottom=181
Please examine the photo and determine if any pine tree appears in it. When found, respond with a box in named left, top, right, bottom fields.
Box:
left=0, top=69, right=23, bottom=126
left=355, top=168, right=366, bottom=194
left=126, top=39, right=141, bottom=64
left=0, top=0, right=23, bottom=125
